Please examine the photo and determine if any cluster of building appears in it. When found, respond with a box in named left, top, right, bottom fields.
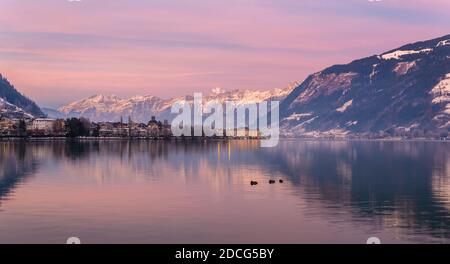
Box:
left=0, top=118, right=21, bottom=136
left=0, top=115, right=264, bottom=139
left=0, top=116, right=172, bottom=138
left=95, top=116, right=172, bottom=138
left=0, top=117, right=65, bottom=137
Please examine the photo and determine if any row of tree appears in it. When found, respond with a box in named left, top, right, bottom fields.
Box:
left=65, top=118, right=91, bottom=137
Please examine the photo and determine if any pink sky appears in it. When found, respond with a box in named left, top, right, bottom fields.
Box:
left=0, top=0, right=449, bottom=107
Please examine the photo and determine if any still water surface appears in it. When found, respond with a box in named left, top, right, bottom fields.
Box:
left=0, top=140, right=449, bottom=243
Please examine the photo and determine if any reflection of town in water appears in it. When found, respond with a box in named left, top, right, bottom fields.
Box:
left=0, top=140, right=449, bottom=243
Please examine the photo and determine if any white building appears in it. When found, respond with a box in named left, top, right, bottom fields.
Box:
left=29, top=118, right=56, bottom=131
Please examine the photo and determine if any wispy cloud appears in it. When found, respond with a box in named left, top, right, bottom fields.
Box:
left=0, top=0, right=448, bottom=107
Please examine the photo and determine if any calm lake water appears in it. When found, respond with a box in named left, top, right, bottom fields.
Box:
left=0, top=140, right=449, bottom=244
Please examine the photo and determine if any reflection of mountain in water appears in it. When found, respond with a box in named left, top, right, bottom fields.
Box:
left=0, top=140, right=448, bottom=241
left=0, top=143, right=40, bottom=205
left=256, top=141, right=450, bottom=241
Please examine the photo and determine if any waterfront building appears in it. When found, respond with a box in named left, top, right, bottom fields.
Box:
left=27, top=118, right=57, bottom=136
left=0, top=118, right=19, bottom=136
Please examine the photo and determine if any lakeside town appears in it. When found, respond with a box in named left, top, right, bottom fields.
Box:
left=1, top=115, right=449, bottom=140
left=0, top=115, right=262, bottom=139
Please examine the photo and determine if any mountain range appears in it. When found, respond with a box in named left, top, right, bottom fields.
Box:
left=280, top=34, right=449, bottom=137
left=0, top=74, right=44, bottom=119
left=1, top=34, right=449, bottom=137
left=46, top=84, right=297, bottom=123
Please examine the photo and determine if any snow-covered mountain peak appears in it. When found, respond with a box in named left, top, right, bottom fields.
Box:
left=60, top=94, right=122, bottom=113
left=381, top=48, right=433, bottom=60
left=87, top=94, right=121, bottom=102
left=128, top=95, right=160, bottom=102
left=54, top=83, right=297, bottom=123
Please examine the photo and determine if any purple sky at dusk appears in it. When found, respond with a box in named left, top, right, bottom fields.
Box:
left=0, top=0, right=449, bottom=108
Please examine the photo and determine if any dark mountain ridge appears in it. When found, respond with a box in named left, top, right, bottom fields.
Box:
left=281, top=34, right=450, bottom=137
left=0, top=74, right=44, bottom=118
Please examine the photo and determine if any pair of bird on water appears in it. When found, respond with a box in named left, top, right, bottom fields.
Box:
left=250, top=179, right=283, bottom=186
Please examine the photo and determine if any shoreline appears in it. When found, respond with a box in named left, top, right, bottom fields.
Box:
left=0, top=136, right=448, bottom=143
